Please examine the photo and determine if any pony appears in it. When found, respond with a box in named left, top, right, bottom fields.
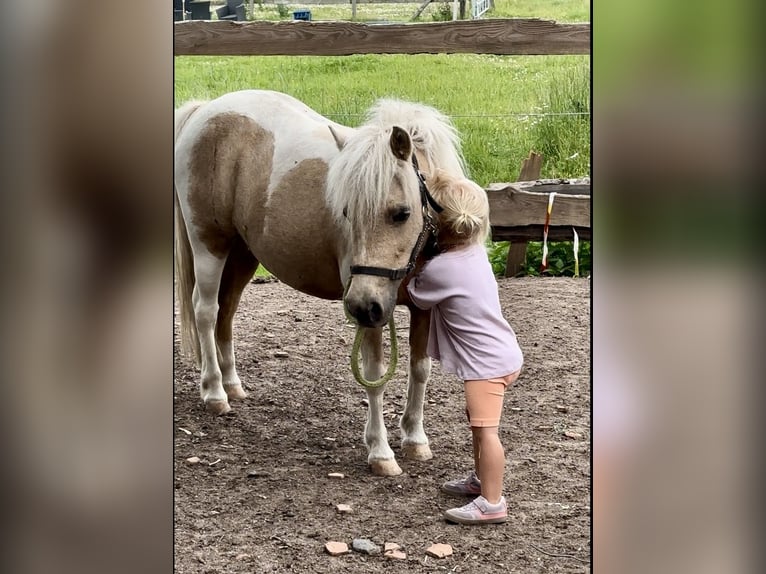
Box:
left=174, top=90, right=466, bottom=476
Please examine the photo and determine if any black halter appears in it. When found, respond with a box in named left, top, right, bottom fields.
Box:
left=349, top=155, right=443, bottom=281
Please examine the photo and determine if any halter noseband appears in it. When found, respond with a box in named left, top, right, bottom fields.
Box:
left=349, top=155, right=443, bottom=281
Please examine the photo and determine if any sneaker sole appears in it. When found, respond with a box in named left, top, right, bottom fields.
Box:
left=444, top=513, right=507, bottom=525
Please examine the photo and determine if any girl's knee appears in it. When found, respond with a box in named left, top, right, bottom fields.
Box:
left=472, top=425, right=499, bottom=439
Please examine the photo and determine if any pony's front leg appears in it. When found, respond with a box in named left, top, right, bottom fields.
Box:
left=400, top=307, right=433, bottom=461
left=360, top=327, right=402, bottom=476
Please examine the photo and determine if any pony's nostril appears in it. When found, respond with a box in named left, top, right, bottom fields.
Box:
left=346, top=299, right=386, bottom=327
left=368, top=301, right=383, bottom=324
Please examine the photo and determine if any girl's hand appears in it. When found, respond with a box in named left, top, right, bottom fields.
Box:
left=422, top=234, right=441, bottom=260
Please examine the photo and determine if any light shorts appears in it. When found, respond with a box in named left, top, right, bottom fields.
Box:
left=464, top=370, right=520, bottom=428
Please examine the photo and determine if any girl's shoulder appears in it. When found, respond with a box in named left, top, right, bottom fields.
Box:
left=424, top=243, right=488, bottom=277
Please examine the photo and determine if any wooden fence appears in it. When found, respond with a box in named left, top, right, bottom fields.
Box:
left=488, top=178, right=590, bottom=276
left=174, top=19, right=589, bottom=56
left=174, top=18, right=591, bottom=275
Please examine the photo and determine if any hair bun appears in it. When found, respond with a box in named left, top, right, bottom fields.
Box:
left=454, top=212, right=481, bottom=236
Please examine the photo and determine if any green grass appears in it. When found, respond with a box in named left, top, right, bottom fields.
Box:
left=175, top=54, right=589, bottom=183
left=217, top=0, right=589, bottom=23
left=175, top=1, right=590, bottom=275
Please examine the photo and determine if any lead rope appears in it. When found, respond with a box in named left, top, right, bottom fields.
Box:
left=343, top=279, right=399, bottom=389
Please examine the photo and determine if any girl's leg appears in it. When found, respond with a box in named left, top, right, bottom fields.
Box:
left=465, top=373, right=518, bottom=502
left=474, top=425, right=505, bottom=504
left=471, top=426, right=481, bottom=479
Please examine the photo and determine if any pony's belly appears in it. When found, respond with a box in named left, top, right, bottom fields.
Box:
left=255, top=251, right=344, bottom=301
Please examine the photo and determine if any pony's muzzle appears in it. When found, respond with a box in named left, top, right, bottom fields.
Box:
left=344, top=273, right=399, bottom=328
left=345, top=298, right=385, bottom=328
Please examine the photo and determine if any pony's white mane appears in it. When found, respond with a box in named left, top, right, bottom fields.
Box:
left=325, top=98, right=465, bottom=227
left=365, top=99, right=467, bottom=177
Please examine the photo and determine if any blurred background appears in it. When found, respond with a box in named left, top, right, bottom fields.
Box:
left=593, top=1, right=760, bottom=572
left=0, top=1, right=761, bottom=572
left=1, top=1, right=172, bottom=573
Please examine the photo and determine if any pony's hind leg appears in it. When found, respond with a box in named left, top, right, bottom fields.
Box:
left=400, top=307, right=433, bottom=461
left=216, top=237, right=258, bottom=401
left=361, top=327, right=402, bottom=476
left=192, top=249, right=231, bottom=415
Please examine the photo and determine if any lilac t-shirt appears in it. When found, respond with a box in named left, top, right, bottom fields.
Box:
left=406, top=243, right=523, bottom=380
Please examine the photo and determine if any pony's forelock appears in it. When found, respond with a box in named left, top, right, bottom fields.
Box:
left=325, top=125, right=405, bottom=228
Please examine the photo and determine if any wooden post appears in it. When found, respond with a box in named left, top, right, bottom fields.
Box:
left=505, top=243, right=528, bottom=277
left=411, top=0, right=433, bottom=20
left=517, top=150, right=542, bottom=181
left=504, top=151, right=542, bottom=277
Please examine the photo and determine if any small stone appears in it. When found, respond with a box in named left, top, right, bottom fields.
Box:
left=425, top=543, right=453, bottom=558
left=384, top=542, right=401, bottom=552
left=336, top=504, right=353, bottom=514
left=324, top=541, right=349, bottom=556
left=327, top=472, right=344, bottom=479
left=563, top=430, right=583, bottom=439
left=352, top=538, right=381, bottom=555
left=274, top=351, right=289, bottom=358
left=186, top=456, right=201, bottom=464
left=247, top=470, right=270, bottom=478
left=384, top=549, right=407, bottom=560
left=234, top=553, right=250, bottom=561
left=555, top=404, right=569, bottom=412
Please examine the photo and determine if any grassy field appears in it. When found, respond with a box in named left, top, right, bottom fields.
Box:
left=175, top=0, right=590, bottom=275
left=207, top=0, right=589, bottom=24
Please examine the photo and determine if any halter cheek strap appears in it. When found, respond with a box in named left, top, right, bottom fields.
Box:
left=349, top=155, right=443, bottom=281
left=412, top=154, right=443, bottom=214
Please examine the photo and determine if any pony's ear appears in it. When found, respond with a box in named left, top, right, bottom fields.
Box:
left=389, top=126, right=412, bottom=161
left=328, top=125, right=346, bottom=150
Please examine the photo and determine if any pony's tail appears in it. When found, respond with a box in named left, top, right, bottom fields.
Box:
left=174, top=100, right=206, bottom=366
left=175, top=191, right=201, bottom=365
left=174, top=99, right=206, bottom=141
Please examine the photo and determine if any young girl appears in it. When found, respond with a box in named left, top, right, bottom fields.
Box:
left=406, top=171, right=523, bottom=525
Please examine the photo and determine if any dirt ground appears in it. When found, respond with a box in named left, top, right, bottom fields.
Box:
left=174, top=276, right=591, bottom=573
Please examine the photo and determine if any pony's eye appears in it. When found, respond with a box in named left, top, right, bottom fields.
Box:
left=390, top=206, right=411, bottom=224
left=342, top=206, right=348, bottom=219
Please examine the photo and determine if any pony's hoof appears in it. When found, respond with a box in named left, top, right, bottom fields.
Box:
left=401, top=443, right=433, bottom=461
left=369, top=459, right=402, bottom=476
left=224, top=385, right=247, bottom=400
left=205, top=399, right=231, bottom=416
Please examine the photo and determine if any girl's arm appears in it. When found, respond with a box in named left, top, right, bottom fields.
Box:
left=406, top=257, right=450, bottom=310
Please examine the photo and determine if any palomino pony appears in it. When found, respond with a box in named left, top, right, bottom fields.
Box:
left=174, top=90, right=465, bottom=476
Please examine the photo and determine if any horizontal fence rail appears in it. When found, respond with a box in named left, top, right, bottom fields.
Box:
left=174, top=19, right=591, bottom=56
left=487, top=178, right=591, bottom=242
left=487, top=178, right=590, bottom=276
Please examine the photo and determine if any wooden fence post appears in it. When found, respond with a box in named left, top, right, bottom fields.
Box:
left=504, top=151, right=542, bottom=277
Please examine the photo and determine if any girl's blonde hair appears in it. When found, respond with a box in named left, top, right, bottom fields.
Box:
left=426, top=170, right=490, bottom=248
